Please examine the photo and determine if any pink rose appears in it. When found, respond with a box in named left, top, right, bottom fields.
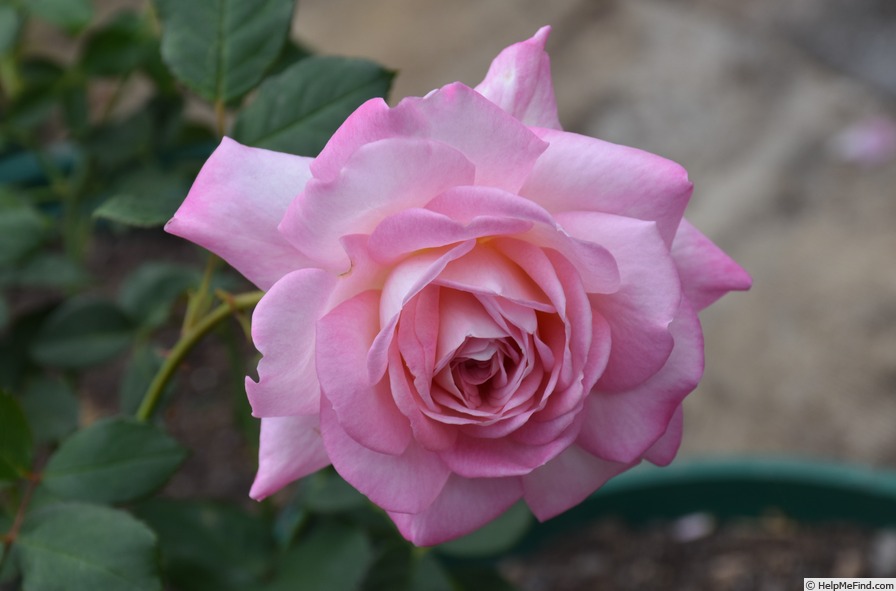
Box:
left=166, top=27, right=751, bottom=545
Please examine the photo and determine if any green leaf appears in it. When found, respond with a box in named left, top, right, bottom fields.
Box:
left=17, top=502, right=161, bottom=591
left=60, top=76, right=89, bottom=138
left=93, top=168, right=188, bottom=228
left=82, top=11, right=158, bottom=77
left=0, top=389, right=32, bottom=481
left=30, top=298, right=134, bottom=369
left=0, top=305, right=52, bottom=391
left=265, top=524, right=373, bottom=591
left=445, top=565, right=517, bottom=591
left=359, top=539, right=454, bottom=591
left=136, top=499, right=273, bottom=591
left=155, top=0, right=294, bottom=103
left=20, top=377, right=78, bottom=445
left=118, top=262, right=199, bottom=329
left=265, top=39, right=314, bottom=78
left=0, top=253, right=89, bottom=289
left=0, top=192, right=48, bottom=266
left=4, top=59, right=64, bottom=133
left=42, top=417, right=186, bottom=504
left=408, top=553, right=454, bottom=591
left=272, top=493, right=308, bottom=551
left=0, top=294, right=7, bottom=332
left=436, top=501, right=533, bottom=558
left=119, top=344, right=167, bottom=415
left=85, top=109, right=153, bottom=171
left=233, top=56, right=394, bottom=156
left=303, top=469, right=368, bottom=514
left=27, top=0, right=93, bottom=35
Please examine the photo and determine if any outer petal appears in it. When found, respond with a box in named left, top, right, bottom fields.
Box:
left=250, top=415, right=330, bottom=500
left=165, top=137, right=314, bottom=290
left=246, top=268, right=336, bottom=417
left=281, top=138, right=475, bottom=272
left=672, top=219, right=752, bottom=310
left=474, top=26, right=562, bottom=129
left=312, top=83, right=548, bottom=193
left=317, top=290, right=413, bottom=455
left=557, top=211, right=679, bottom=392
left=522, top=444, right=633, bottom=520
left=388, top=474, right=523, bottom=546
left=577, top=300, right=703, bottom=463
left=320, top=399, right=451, bottom=514
left=440, top=418, right=581, bottom=478
left=643, top=404, right=683, bottom=466
left=520, top=129, right=693, bottom=246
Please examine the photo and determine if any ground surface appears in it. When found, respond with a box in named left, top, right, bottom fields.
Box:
left=501, top=516, right=896, bottom=591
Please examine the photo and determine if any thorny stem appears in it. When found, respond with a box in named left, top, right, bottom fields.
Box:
left=182, top=254, right=220, bottom=334
left=0, top=472, right=42, bottom=574
left=135, top=291, right=264, bottom=423
left=215, top=288, right=252, bottom=342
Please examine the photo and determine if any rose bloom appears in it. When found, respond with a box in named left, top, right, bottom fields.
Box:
left=167, top=27, right=751, bottom=545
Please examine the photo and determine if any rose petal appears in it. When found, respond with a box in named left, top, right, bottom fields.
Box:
left=672, top=219, right=752, bottom=310
left=320, top=399, right=451, bottom=514
left=435, top=290, right=506, bottom=368
left=509, top=381, right=585, bottom=446
left=165, top=137, right=315, bottom=290
left=396, top=287, right=440, bottom=403
left=420, top=86, right=547, bottom=191
left=557, top=211, right=679, bottom=392
left=388, top=474, right=523, bottom=546
left=367, top=207, right=531, bottom=265
left=246, top=268, right=336, bottom=417
left=389, top=349, right=458, bottom=451
left=250, top=415, right=330, bottom=500
left=577, top=300, right=703, bottom=463
left=312, top=83, right=547, bottom=193
left=522, top=444, right=633, bottom=520
left=369, top=241, right=477, bottom=383
left=493, top=239, right=594, bottom=387
left=317, top=290, right=413, bottom=455
left=281, top=137, right=476, bottom=272
left=520, top=129, right=693, bottom=246
left=512, top=311, right=610, bottom=435
left=440, top=418, right=580, bottom=478
left=427, top=185, right=621, bottom=295
left=436, top=244, right=553, bottom=312
left=643, top=404, right=683, bottom=466
left=474, top=26, right=562, bottom=130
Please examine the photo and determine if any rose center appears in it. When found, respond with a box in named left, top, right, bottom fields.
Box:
left=449, top=337, right=518, bottom=409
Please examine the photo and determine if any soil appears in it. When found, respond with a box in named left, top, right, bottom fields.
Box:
left=502, top=516, right=896, bottom=591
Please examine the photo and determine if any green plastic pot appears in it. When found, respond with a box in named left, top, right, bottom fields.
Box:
left=509, top=456, right=896, bottom=556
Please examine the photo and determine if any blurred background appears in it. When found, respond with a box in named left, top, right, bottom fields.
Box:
left=25, top=0, right=895, bottom=468
left=288, top=0, right=896, bottom=467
